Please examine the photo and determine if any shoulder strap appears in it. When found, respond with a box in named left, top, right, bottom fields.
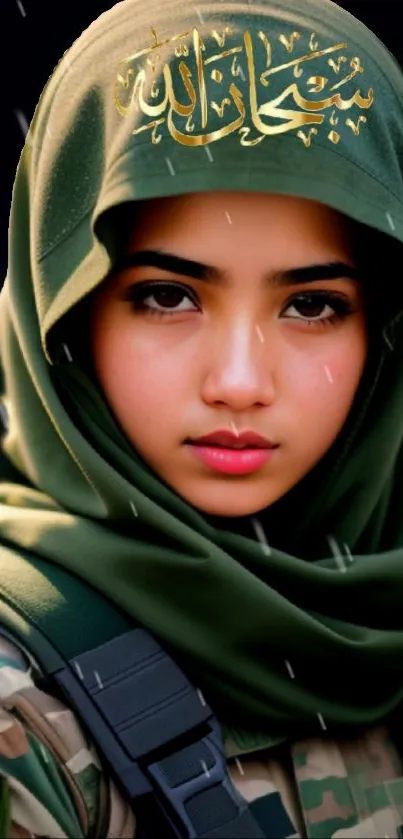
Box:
left=0, top=546, right=265, bottom=838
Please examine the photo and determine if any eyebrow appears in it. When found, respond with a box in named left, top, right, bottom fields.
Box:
left=115, top=249, right=360, bottom=286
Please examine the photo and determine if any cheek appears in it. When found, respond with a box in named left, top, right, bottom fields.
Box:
left=282, top=331, right=367, bottom=425
left=93, top=318, right=189, bottom=418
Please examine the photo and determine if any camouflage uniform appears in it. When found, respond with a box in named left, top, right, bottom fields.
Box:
left=1, top=636, right=403, bottom=838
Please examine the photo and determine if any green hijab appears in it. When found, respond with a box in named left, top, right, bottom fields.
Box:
left=2, top=0, right=403, bottom=740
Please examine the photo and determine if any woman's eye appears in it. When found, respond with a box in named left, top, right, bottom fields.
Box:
left=129, top=282, right=199, bottom=315
left=282, top=293, right=349, bottom=323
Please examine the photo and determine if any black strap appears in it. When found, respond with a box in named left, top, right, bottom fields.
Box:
left=0, top=533, right=265, bottom=836
left=54, top=628, right=265, bottom=838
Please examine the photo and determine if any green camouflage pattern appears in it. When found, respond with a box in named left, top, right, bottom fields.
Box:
left=0, top=638, right=135, bottom=837
left=1, top=636, right=403, bottom=837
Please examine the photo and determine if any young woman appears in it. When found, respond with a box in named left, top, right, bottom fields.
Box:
left=1, top=0, right=403, bottom=835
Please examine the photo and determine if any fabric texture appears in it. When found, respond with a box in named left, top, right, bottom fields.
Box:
left=2, top=0, right=403, bottom=743
left=0, top=637, right=135, bottom=837
left=3, top=638, right=403, bottom=837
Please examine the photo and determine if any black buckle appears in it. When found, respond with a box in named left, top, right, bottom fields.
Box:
left=54, top=628, right=264, bottom=838
left=55, top=629, right=211, bottom=794
left=147, top=717, right=265, bottom=837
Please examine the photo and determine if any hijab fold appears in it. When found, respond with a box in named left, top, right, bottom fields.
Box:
left=2, top=0, right=403, bottom=738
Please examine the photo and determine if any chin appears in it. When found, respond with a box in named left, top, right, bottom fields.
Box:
left=181, top=486, right=282, bottom=518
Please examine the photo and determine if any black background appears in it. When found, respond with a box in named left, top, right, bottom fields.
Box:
left=1, top=1, right=401, bottom=280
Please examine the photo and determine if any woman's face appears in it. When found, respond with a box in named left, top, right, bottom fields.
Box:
left=89, top=191, right=368, bottom=517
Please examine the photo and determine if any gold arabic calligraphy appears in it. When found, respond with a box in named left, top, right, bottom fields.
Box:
left=114, top=25, right=374, bottom=147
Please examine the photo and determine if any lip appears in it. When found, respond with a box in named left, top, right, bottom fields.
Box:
left=190, top=429, right=275, bottom=448
left=185, top=429, right=278, bottom=476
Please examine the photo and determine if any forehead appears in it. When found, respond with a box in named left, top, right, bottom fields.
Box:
left=125, top=191, right=353, bottom=259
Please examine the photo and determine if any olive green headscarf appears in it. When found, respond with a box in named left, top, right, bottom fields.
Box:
left=2, top=0, right=403, bottom=739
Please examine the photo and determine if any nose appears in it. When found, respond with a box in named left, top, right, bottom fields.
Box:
left=200, top=320, right=275, bottom=412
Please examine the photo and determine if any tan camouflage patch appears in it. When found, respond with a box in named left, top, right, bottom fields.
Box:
left=0, top=707, right=29, bottom=759
left=292, top=738, right=348, bottom=782
left=333, top=807, right=400, bottom=838
left=108, top=778, right=136, bottom=838
left=0, top=639, right=134, bottom=837
left=4, top=636, right=403, bottom=838
left=7, top=775, right=68, bottom=838
left=344, top=726, right=403, bottom=784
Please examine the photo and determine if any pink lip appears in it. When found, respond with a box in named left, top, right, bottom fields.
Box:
left=188, top=444, right=276, bottom=475
left=192, top=429, right=274, bottom=448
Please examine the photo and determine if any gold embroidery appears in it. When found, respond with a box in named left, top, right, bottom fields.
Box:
left=131, top=118, right=165, bottom=144
left=146, top=57, right=158, bottom=72
left=211, top=98, right=232, bottom=118
left=175, top=43, right=189, bottom=58
left=307, top=76, right=328, bottom=93
left=258, top=31, right=272, bottom=68
left=328, top=56, right=347, bottom=73
left=297, top=127, right=318, bottom=147
left=231, top=56, right=242, bottom=77
left=260, top=42, right=348, bottom=83
left=309, top=33, right=319, bottom=51
left=211, top=28, right=233, bottom=48
left=239, top=126, right=266, bottom=145
left=211, top=68, right=223, bottom=83
left=330, top=56, right=364, bottom=91
left=279, top=32, right=301, bottom=53
left=185, top=114, right=195, bottom=132
left=114, top=25, right=375, bottom=148
left=346, top=115, right=367, bottom=134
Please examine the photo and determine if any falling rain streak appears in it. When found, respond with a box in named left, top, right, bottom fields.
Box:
left=317, top=712, right=327, bottom=730
left=327, top=534, right=347, bottom=572
left=197, top=688, right=207, bottom=706
left=14, top=109, right=28, bottom=136
left=14, top=110, right=32, bottom=145
left=252, top=518, right=271, bottom=555
left=343, top=543, right=354, bottom=564
left=62, top=344, right=73, bottom=362
left=235, top=757, right=245, bottom=775
left=386, top=212, right=395, bottom=232
left=383, top=329, right=394, bottom=351
left=74, top=662, right=84, bottom=680
left=285, top=660, right=295, bottom=679
left=201, top=760, right=210, bottom=778
left=94, top=670, right=104, bottom=690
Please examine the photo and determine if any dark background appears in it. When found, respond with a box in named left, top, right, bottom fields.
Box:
left=2, top=1, right=402, bottom=280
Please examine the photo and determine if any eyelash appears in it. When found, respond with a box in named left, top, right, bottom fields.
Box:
left=125, top=281, right=354, bottom=326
